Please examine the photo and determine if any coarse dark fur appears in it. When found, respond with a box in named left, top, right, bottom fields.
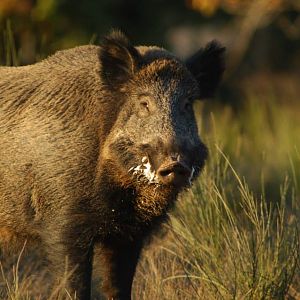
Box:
left=0, top=31, right=225, bottom=299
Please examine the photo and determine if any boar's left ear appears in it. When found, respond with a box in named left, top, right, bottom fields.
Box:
left=100, top=30, right=142, bottom=88
left=186, top=41, right=225, bottom=99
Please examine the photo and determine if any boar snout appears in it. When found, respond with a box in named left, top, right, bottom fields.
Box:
left=157, top=159, right=193, bottom=187
left=138, top=137, right=198, bottom=187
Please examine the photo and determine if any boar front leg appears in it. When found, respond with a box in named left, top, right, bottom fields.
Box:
left=42, top=221, right=94, bottom=300
left=99, top=240, right=143, bottom=300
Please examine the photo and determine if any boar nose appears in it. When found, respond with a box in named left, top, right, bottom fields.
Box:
left=157, top=160, right=192, bottom=187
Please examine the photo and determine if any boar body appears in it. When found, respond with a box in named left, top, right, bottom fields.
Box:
left=0, top=32, right=224, bottom=299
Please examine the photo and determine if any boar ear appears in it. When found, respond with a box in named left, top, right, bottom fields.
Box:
left=186, top=41, right=225, bottom=99
left=100, top=30, right=141, bottom=88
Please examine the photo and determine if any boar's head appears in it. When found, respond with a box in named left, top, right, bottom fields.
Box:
left=100, top=31, right=224, bottom=202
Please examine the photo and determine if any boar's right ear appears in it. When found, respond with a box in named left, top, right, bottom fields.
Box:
left=186, top=41, right=225, bottom=99
left=100, top=30, right=141, bottom=89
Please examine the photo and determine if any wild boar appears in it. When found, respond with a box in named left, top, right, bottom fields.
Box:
left=0, top=31, right=224, bottom=299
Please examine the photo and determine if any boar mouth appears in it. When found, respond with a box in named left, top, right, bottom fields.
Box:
left=129, top=156, right=160, bottom=185
left=129, top=156, right=196, bottom=188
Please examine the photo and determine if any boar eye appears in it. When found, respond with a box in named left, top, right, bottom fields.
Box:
left=138, top=95, right=151, bottom=117
left=140, top=100, right=149, bottom=111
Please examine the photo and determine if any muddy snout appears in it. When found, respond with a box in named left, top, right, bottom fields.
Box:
left=157, top=160, right=193, bottom=187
